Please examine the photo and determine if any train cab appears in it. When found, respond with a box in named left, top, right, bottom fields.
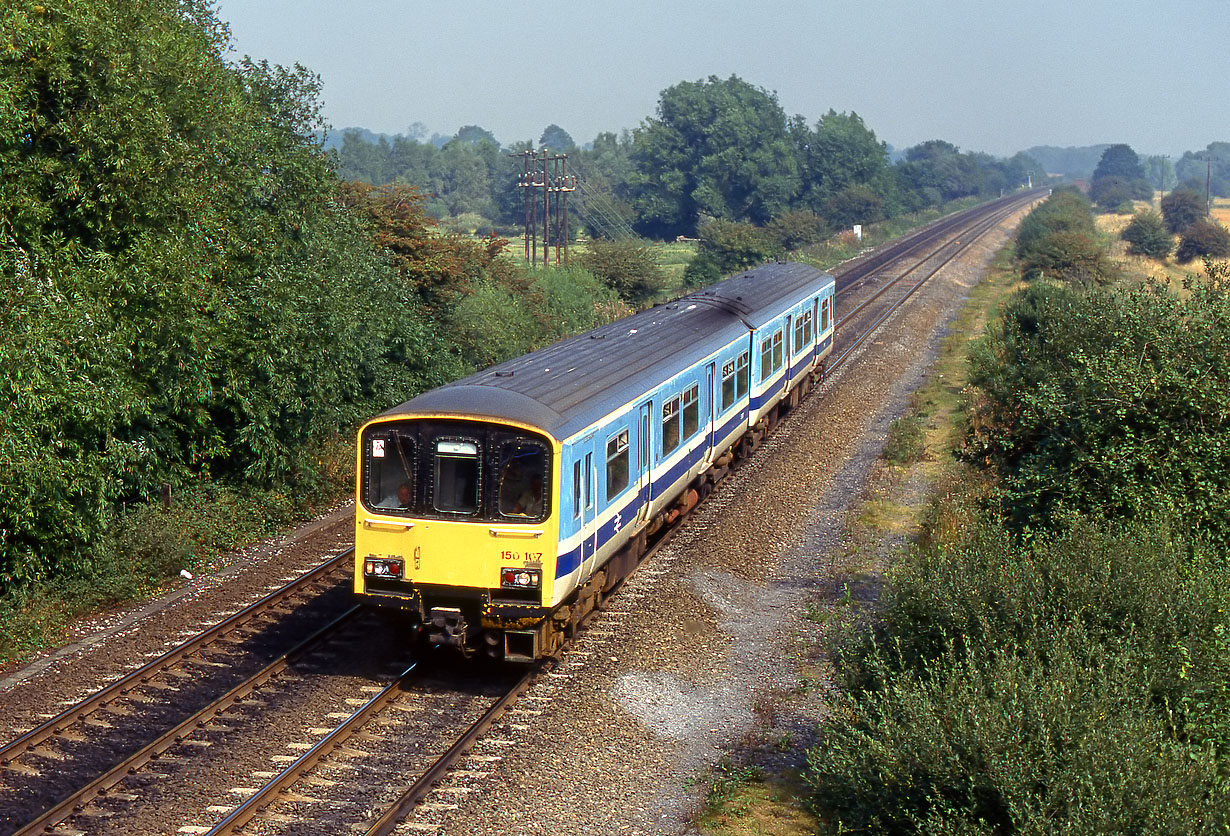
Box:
left=355, top=411, right=562, bottom=660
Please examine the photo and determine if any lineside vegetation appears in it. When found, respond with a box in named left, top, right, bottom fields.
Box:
left=802, top=193, right=1230, bottom=834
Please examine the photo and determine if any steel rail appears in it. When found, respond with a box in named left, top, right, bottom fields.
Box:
left=9, top=605, right=363, bottom=836
left=0, top=548, right=353, bottom=766
left=831, top=190, right=1041, bottom=291
left=840, top=198, right=1025, bottom=326
left=204, top=661, right=422, bottom=836
left=828, top=198, right=1026, bottom=375
left=360, top=667, right=538, bottom=836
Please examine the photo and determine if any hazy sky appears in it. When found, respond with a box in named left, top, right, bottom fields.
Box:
left=218, top=0, right=1227, bottom=159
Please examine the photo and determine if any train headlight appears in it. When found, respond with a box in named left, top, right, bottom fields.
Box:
left=501, top=567, right=540, bottom=589
left=365, top=558, right=404, bottom=579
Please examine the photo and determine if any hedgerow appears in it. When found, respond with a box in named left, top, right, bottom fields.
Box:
left=806, top=198, right=1230, bottom=833
left=962, top=261, right=1230, bottom=544
left=809, top=512, right=1230, bottom=834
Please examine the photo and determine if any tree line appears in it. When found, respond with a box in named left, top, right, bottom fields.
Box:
left=336, top=75, right=1043, bottom=241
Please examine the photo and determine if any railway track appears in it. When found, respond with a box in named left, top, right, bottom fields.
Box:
left=0, top=551, right=356, bottom=835
left=0, top=191, right=1039, bottom=835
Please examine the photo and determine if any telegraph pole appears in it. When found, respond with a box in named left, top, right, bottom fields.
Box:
left=512, top=148, right=577, bottom=266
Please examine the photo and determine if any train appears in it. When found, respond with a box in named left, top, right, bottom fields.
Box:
left=353, top=261, right=836, bottom=661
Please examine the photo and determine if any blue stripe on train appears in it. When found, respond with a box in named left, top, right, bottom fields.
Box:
left=555, top=349, right=829, bottom=582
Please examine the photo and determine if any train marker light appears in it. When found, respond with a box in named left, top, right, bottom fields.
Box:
left=501, top=567, right=540, bottom=589
left=365, top=558, right=403, bottom=579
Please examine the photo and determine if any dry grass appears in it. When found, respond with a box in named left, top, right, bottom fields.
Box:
left=697, top=779, right=818, bottom=836
left=1212, top=196, right=1230, bottom=226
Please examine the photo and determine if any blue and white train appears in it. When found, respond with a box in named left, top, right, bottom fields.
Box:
left=353, top=262, right=835, bottom=660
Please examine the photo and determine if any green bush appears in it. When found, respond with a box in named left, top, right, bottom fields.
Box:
left=1161, top=188, right=1207, bottom=234
left=1013, top=188, right=1095, bottom=265
left=0, top=479, right=307, bottom=663
left=880, top=517, right=1230, bottom=688
left=823, top=183, right=885, bottom=229
left=527, top=265, right=627, bottom=340
left=809, top=629, right=1227, bottom=836
left=1012, top=193, right=1117, bottom=284
left=1122, top=209, right=1174, bottom=259
left=576, top=238, right=669, bottom=305
left=1090, top=174, right=1137, bottom=211
left=1176, top=218, right=1230, bottom=263
left=883, top=415, right=926, bottom=465
left=811, top=511, right=1230, bottom=835
left=446, top=279, right=538, bottom=369
left=766, top=209, right=832, bottom=250
left=1020, top=229, right=1118, bottom=284
left=964, top=272, right=1230, bottom=543
left=682, top=253, right=724, bottom=289
left=694, top=218, right=783, bottom=274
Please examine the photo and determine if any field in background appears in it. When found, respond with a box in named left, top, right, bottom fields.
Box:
left=1095, top=195, right=1230, bottom=289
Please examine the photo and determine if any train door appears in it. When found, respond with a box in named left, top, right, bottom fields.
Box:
left=705, top=362, right=716, bottom=464
left=579, top=438, right=597, bottom=580
left=636, top=401, right=653, bottom=522
left=785, top=314, right=794, bottom=391
left=813, top=297, right=820, bottom=360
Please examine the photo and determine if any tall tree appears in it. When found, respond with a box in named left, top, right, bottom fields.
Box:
left=791, top=110, right=889, bottom=213
left=631, top=75, right=799, bottom=238
left=0, top=0, right=449, bottom=586
left=1090, top=144, right=1151, bottom=201
left=538, top=124, right=576, bottom=151
left=1175, top=142, right=1230, bottom=199
left=1143, top=155, right=1176, bottom=192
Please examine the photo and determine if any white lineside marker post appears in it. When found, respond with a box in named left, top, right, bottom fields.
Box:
left=852, top=224, right=862, bottom=241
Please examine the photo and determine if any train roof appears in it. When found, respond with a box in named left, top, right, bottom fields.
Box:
left=379, top=262, right=834, bottom=440
left=682, top=261, right=835, bottom=327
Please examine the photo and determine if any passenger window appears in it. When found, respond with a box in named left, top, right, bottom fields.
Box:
left=772, top=330, right=783, bottom=372
left=434, top=439, right=480, bottom=514
left=736, top=352, right=750, bottom=398
left=760, top=336, right=773, bottom=382
left=721, top=359, right=736, bottom=411
left=803, top=310, right=813, bottom=345
left=367, top=431, right=416, bottom=513
left=793, top=316, right=806, bottom=354
left=497, top=441, right=547, bottom=519
left=662, top=397, right=681, bottom=455
left=682, top=384, right=699, bottom=438
left=821, top=297, right=830, bottom=332
left=606, top=430, right=629, bottom=500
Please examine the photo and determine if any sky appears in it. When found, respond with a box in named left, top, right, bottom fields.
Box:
left=217, top=0, right=1228, bottom=160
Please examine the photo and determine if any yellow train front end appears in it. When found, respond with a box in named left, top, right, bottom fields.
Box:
left=353, top=413, right=561, bottom=661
